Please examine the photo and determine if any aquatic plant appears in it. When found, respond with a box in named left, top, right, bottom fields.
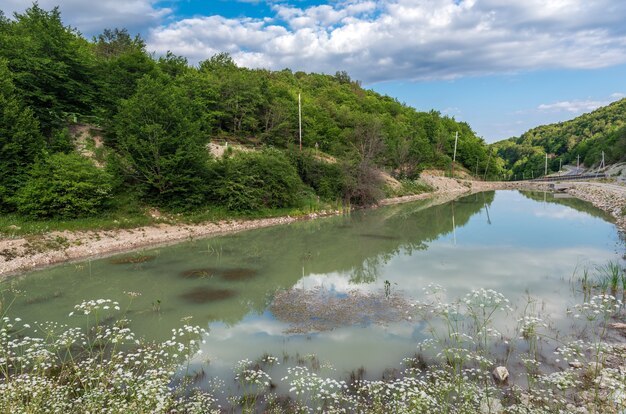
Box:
left=598, top=262, right=623, bottom=295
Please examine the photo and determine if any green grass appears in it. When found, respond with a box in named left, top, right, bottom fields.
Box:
left=384, top=179, right=434, bottom=198
left=0, top=193, right=343, bottom=238
left=0, top=193, right=155, bottom=237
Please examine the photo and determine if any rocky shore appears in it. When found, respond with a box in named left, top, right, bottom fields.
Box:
left=1, top=176, right=624, bottom=278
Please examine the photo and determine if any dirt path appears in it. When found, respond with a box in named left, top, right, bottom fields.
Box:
left=1, top=176, right=624, bottom=278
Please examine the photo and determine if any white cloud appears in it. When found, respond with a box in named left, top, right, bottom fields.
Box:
left=611, top=92, right=626, bottom=99
left=5, top=1, right=626, bottom=82
left=537, top=99, right=608, bottom=113
left=1, top=0, right=171, bottom=36
left=145, top=0, right=626, bottom=82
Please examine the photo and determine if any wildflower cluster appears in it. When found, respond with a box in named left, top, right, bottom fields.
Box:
left=282, top=365, right=348, bottom=410
left=518, top=315, right=548, bottom=340
left=235, top=368, right=272, bottom=388
left=0, top=302, right=216, bottom=413
left=69, top=299, right=121, bottom=316
left=463, top=288, right=513, bottom=314
left=573, top=294, right=622, bottom=322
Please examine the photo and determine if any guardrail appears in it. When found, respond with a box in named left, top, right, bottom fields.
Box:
left=530, top=173, right=606, bottom=182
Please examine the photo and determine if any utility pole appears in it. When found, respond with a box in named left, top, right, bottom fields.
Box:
left=559, top=159, right=562, bottom=174
left=599, top=151, right=605, bottom=170
left=298, top=93, right=302, bottom=151
left=483, top=150, right=492, bottom=181
left=544, top=152, right=548, bottom=176
left=475, top=156, right=479, bottom=178
left=451, top=131, right=458, bottom=178
left=577, top=154, right=580, bottom=170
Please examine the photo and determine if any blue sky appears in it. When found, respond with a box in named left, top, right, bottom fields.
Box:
left=3, top=0, right=626, bottom=142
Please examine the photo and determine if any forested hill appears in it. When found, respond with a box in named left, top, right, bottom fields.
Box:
left=0, top=4, right=503, bottom=222
left=493, top=98, right=626, bottom=178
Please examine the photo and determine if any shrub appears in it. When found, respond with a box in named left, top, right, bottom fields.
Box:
left=209, top=149, right=304, bottom=211
left=13, top=153, right=113, bottom=218
left=288, top=149, right=347, bottom=201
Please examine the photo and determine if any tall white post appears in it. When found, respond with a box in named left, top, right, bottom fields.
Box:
left=298, top=93, right=302, bottom=151
left=452, top=131, right=458, bottom=177
left=544, top=152, right=548, bottom=176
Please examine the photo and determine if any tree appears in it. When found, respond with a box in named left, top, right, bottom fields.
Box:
left=114, top=75, right=211, bottom=209
left=0, top=60, right=44, bottom=210
left=13, top=153, right=112, bottom=218
left=0, top=4, right=96, bottom=134
left=158, top=51, right=189, bottom=78
left=93, top=28, right=145, bottom=59
left=344, top=117, right=386, bottom=205
left=92, top=28, right=156, bottom=126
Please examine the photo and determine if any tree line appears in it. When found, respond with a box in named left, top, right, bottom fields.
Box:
left=493, top=99, right=626, bottom=178
left=0, top=4, right=505, bottom=220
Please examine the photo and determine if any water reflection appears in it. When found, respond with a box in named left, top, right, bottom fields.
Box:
left=2, top=190, right=623, bottom=380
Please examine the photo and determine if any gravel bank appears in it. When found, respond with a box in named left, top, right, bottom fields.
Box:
left=1, top=176, right=624, bottom=278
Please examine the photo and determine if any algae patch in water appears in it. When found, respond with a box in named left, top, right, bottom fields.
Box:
left=270, top=287, right=415, bottom=333
left=221, top=268, right=258, bottom=281
left=25, top=291, right=63, bottom=305
left=110, top=255, right=155, bottom=265
left=180, top=287, right=236, bottom=303
left=179, top=268, right=221, bottom=279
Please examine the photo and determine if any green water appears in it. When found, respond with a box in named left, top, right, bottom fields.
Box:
left=2, top=190, right=624, bottom=380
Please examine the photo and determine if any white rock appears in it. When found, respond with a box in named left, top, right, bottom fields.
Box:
left=569, top=361, right=583, bottom=369
left=492, top=366, right=509, bottom=383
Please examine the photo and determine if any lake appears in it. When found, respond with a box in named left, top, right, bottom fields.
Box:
left=2, top=190, right=624, bottom=385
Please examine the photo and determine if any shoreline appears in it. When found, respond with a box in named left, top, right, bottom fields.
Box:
left=1, top=175, right=624, bottom=278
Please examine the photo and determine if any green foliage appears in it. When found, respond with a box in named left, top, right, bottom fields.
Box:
left=288, top=149, right=347, bottom=201
left=93, top=28, right=145, bottom=59
left=113, top=75, right=211, bottom=209
left=209, top=149, right=304, bottom=211
left=0, top=60, right=44, bottom=210
left=157, top=51, right=189, bottom=78
left=12, top=153, right=112, bottom=218
left=93, top=33, right=157, bottom=129
left=0, top=4, right=96, bottom=134
left=47, top=127, right=74, bottom=154
left=494, top=98, right=626, bottom=174
left=385, top=179, right=433, bottom=198
left=0, top=4, right=507, bottom=220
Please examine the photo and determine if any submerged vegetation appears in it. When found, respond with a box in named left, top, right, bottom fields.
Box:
left=2, top=262, right=626, bottom=413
